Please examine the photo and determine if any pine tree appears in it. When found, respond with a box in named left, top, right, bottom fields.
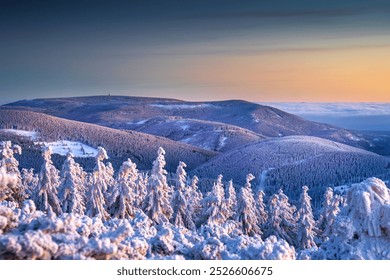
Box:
left=0, top=141, right=23, bottom=203
left=108, top=159, right=137, bottom=219
left=133, top=172, right=147, bottom=209
left=225, top=180, right=237, bottom=219
left=171, top=161, right=194, bottom=229
left=235, top=174, right=261, bottom=236
left=316, top=187, right=340, bottom=238
left=264, top=193, right=282, bottom=239
left=21, top=168, right=39, bottom=199
left=256, top=190, right=268, bottom=231
left=278, top=189, right=297, bottom=245
left=187, top=175, right=203, bottom=225
left=34, top=146, right=62, bottom=215
left=296, top=186, right=317, bottom=249
left=104, top=162, right=116, bottom=203
left=143, top=147, right=173, bottom=224
left=58, top=153, right=86, bottom=215
left=322, top=194, right=341, bottom=237
left=86, top=147, right=110, bottom=220
left=198, top=174, right=229, bottom=227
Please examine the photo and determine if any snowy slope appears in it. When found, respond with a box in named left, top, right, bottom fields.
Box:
left=0, top=109, right=216, bottom=172
left=127, top=116, right=264, bottom=152
left=192, top=136, right=390, bottom=201
left=0, top=129, right=39, bottom=140
left=36, top=141, right=98, bottom=158
left=4, top=95, right=375, bottom=152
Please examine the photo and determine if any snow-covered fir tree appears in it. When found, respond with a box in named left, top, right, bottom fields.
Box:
left=296, top=186, right=317, bottom=250
left=58, top=153, right=86, bottom=215
left=142, top=147, right=173, bottom=224
left=277, top=189, right=297, bottom=245
left=86, top=147, right=110, bottom=221
left=108, top=159, right=137, bottom=219
left=187, top=175, right=203, bottom=224
left=264, top=193, right=282, bottom=239
left=235, top=174, right=261, bottom=236
left=198, top=174, right=229, bottom=227
left=34, top=146, right=62, bottom=215
left=104, top=162, right=116, bottom=202
left=133, top=172, right=147, bottom=209
left=255, top=190, right=268, bottom=231
left=0, top=141, right=23, bottom=203
left=316, top=187, right=341, bottom=238
left=225, top=179, right=237, bottom=219
left=171, top=161, right=194, bottom=229
left=21, top=168, right=39, bottom=199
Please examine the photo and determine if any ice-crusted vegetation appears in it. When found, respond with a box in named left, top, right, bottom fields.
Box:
left=0, top=141, right=390, bottom=260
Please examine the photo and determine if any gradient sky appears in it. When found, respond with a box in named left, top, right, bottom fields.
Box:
left=1, top=0, right=390, bottom=104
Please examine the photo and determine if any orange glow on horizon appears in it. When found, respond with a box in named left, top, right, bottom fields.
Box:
left=181, top=46, right=390, bottom=102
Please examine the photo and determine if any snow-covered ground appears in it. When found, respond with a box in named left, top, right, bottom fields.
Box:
left=0, top=129, right=39, bottom=140
left=150, top=104, right=216, bottom=109
left=35, top=141, right=98, bottom=158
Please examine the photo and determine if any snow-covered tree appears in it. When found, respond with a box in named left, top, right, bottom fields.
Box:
left=278, top=189, right=297, bottom=245
left=235, top=174, right=261, bottom=236
left=34, top=146, right=62, bottom=215
left=104, top=162, right=116, bottom=202
left=21, top=168, right=39, bottom=199
left=316, top=187, right=340, bottom=238
left=225, top=180, right=237, bottom=219
left=86, top=147, right=110, bottom=221
left=58, top=153, right=86, bottom=215
left=133, top=172, right=147, bottom=209
left=198, top=175, right=229, bottom=227
left=187, top=175, right=203, bottom=224
left=296, top=186, right=317, bottom=250
left=0, top=141, right=23, bottom=203
left=171, top=161, right=194, bottom=229
left=256, top=190, right=268, bottom=230
left=108, top=159, right=137, bottom=219
left=264, top=194, right=281, bottom=238
left=143, top=147, right=173, bottom=224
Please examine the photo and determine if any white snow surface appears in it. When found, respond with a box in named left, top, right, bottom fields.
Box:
left=35, top=141, right=98, bottom=158
left=150, top=104, right=216, bottom=109
left=0, top=129, right=39, bottom=140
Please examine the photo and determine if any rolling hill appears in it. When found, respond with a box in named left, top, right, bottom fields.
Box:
left=191, top=136, right=390, bottom=203
left=5, top=96, right=375, bottom=152
left=0, top=108, right=217, bottom=172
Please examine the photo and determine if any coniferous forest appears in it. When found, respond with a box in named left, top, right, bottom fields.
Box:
left=1, top=140, right=390, bottom=260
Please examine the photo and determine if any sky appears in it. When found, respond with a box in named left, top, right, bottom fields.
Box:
left=1, top=0, right=390, bottom=104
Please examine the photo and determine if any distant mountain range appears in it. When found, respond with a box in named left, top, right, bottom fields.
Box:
left=5, top=96, right=376, bottom=151
left=2, top=96, right=389, bottom=202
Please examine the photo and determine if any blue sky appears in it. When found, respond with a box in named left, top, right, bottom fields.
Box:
left=1, top=0, right=390, bottom=103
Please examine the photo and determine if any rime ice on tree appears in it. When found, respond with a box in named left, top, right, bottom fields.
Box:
left=0, top=141, right=23, bottom=203
left=86, top=147, right=110, bottom=221
left=143, top=147, right=173, bottom=224
left=171, top=161, right=194, bottom=229
left=58, top=153, right=86, bottom=215
left=108, top=159, right=138, bottom=219
left=235, top=174, right=261, bottom=236
left=296, top=186, right=317, bottom=250
left=198, top=174, right=229, bottom=227
left=34, top=146, right=62, bottom=215
left=225, top=179, right=237, bottom=219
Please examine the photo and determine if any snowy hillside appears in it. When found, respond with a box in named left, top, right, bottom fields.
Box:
left=126, top=116, right=264, bottom=152
left=4, top=95, right=376, bottom=152
left=0, top=109, right=216, bottom=172
left=192, top=136, right=390, bottom=202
